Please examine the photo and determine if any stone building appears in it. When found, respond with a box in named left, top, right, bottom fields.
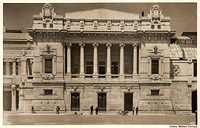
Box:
left=3, top=4, right=197, bottom=115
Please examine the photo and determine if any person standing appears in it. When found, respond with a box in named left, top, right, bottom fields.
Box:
left=56, top=106, right=60, bottom=114
left=90, top=105, right=93, bottom=115
left=31, top=106, right=35, bottom=114
left=136, top=106, right=139, bottom=115
left=58, top=106, right=60, bottom=114
left=95, top=107, right=98, bottom=115
left=132, top=107, right=135, bottom=115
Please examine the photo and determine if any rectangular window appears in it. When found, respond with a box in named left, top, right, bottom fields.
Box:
left=71, top=93, right=80, bottom=111
left=44, top=89, right=53, bottom=95
left=99, top=61, right=106, bottom=74
left=86, top=61, right=93, bottom=74
left=98, top=93, right=106, bottom=111
left=151, top=90, right=159, bottom=96
left=158, top=25, right=161, bottom=29
left=151, top=59, right=159, bottom=74
left=151, top=25, right=155, bottom=29
left=43, top=24, right=46, bottom=28
left=111, top=62, right=118, bottom=74
left=194, top=62, right=197, bottom=77
left=16, top=62, right=21, bottom=75
left=50, top=24, right=53, bottom=28
left=26, top=59, right=33, bottom=75
left=45, top=58, right=52, bottom=73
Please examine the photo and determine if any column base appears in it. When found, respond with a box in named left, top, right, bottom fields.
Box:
left=93, top=73, right=98, bottom=78
left=66, top=73, right=71, bottom=78
left=133, top=73, right=138, bottom=76
left=106, top=73, right=111, bottom=79
left=11, top=108, right=16, bottom=111
left=79, top=73, right=85, bottom=78
left=119, top=74, right=125, bottom=80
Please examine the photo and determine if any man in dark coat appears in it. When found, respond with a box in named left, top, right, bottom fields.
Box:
left=90, top=105, right=93, bottom=115
left=56, top=106, right=60, bottom=114
left=136, top=106, right=139, bottom=115
left=95, top=107, right=98, bottom=115
left=31, top=106, right=35, bottom=114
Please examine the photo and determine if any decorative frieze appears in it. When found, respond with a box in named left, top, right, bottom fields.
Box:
left=80, top=20, right=84, bottom=29
left=93, top=20, right=98, bottom=29
left=172, top=65, right=180, bottom=75
left=120, top=21, right=125, bottom=30
left=150, top=74, right=162, bottom=82
left=66, top=20, right=71, bottom=29
left=42, top=73, right=54, bottom=80
left=107, top=21, right=112, bottom=30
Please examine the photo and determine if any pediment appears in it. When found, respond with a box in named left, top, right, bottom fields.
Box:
left=65, top=8, right=139, bottom=20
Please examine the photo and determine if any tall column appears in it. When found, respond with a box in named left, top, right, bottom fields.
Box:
left=79, top=43, right=85, bottom=77
left=133, top=43, right=138, bottom=75
left=12, top=58, right=16, bottom=76
left=11, top=85, right=16, bottom=111
left=106, top=43, right=112, bottom=78
left=5, top=60, right=11, bottom=75
left=119, top=43, right=125, bottom=76
left=66, top=43, right=72, bottom=76
left=93, top=43, right=99, bottom=77
left=21, top=56, right=27, bottom=79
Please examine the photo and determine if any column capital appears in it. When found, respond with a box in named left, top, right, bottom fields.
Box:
left=16, top=59, right=21, bottom=63
left=93, top=43, right=99, bottom=47
left=132, top=43, right=138, bottom=47
left=12, top=56, right=17, bottom=61
left=4, top=59, right=11, bottom=63
left=79, top=43, right=85, bottom=47
left=66, top=43, right=72, bottom=47
left=119, top=43, right=125, bottom=47
left=11, top=84, right=16, bottom=90
left=21, top=57, right=27, bottom=62
left=106, top=43, right=112, bottom=47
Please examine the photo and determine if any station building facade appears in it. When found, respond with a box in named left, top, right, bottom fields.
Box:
left=3, top=4, right=197, bottom=114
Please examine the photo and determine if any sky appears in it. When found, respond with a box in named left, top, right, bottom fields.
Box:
left=3, top=3, right=197, bottom=36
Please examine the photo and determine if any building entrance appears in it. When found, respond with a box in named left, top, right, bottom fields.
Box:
left=16, top=90, right=19, bottom=110
left=192, top=90, right=197, bottom=113
left=98, top=93, right=106, bottom=111
left=124, top=93, right=133, bottom=111
left=3, top=91, right=11, bottom=111
left=71, top=93, right=80, bottom=111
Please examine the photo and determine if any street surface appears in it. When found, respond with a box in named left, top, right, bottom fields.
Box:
left=3, top=111, right=196, bottom=125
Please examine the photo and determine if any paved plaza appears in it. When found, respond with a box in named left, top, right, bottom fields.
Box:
left=3, top=111, right=196, bottom=125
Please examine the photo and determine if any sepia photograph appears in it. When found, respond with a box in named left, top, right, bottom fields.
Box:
left=2, top=2, right=198, bottom=126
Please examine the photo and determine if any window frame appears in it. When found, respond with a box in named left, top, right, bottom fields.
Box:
left=151, top=59, right=159, bottom=74
left=86, top=61, right=93, bottom=74
left=151, top=90, right=160, bottom=96
left=26, top=58, right=33, bottom=76
left=44, top=89, right=53, bottom=95
left=44, top=57, right=53, bottom=74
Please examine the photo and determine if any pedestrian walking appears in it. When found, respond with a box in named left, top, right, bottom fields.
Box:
left=56, top=106, right=60, bottom=114
left=136, top=106, right=139, bottom=115
left=95, top=107, right=98, bottom=115
left=132, top=107, right=135, bottom=115
left=31, top=106, right=35, bottom=114
left=90, top=105, right=93, bottom=115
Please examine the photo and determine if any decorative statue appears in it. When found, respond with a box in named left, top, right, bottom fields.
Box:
left=151, top=5, right=161, bottom=20
left=42, top=3, right=54, bottom=21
